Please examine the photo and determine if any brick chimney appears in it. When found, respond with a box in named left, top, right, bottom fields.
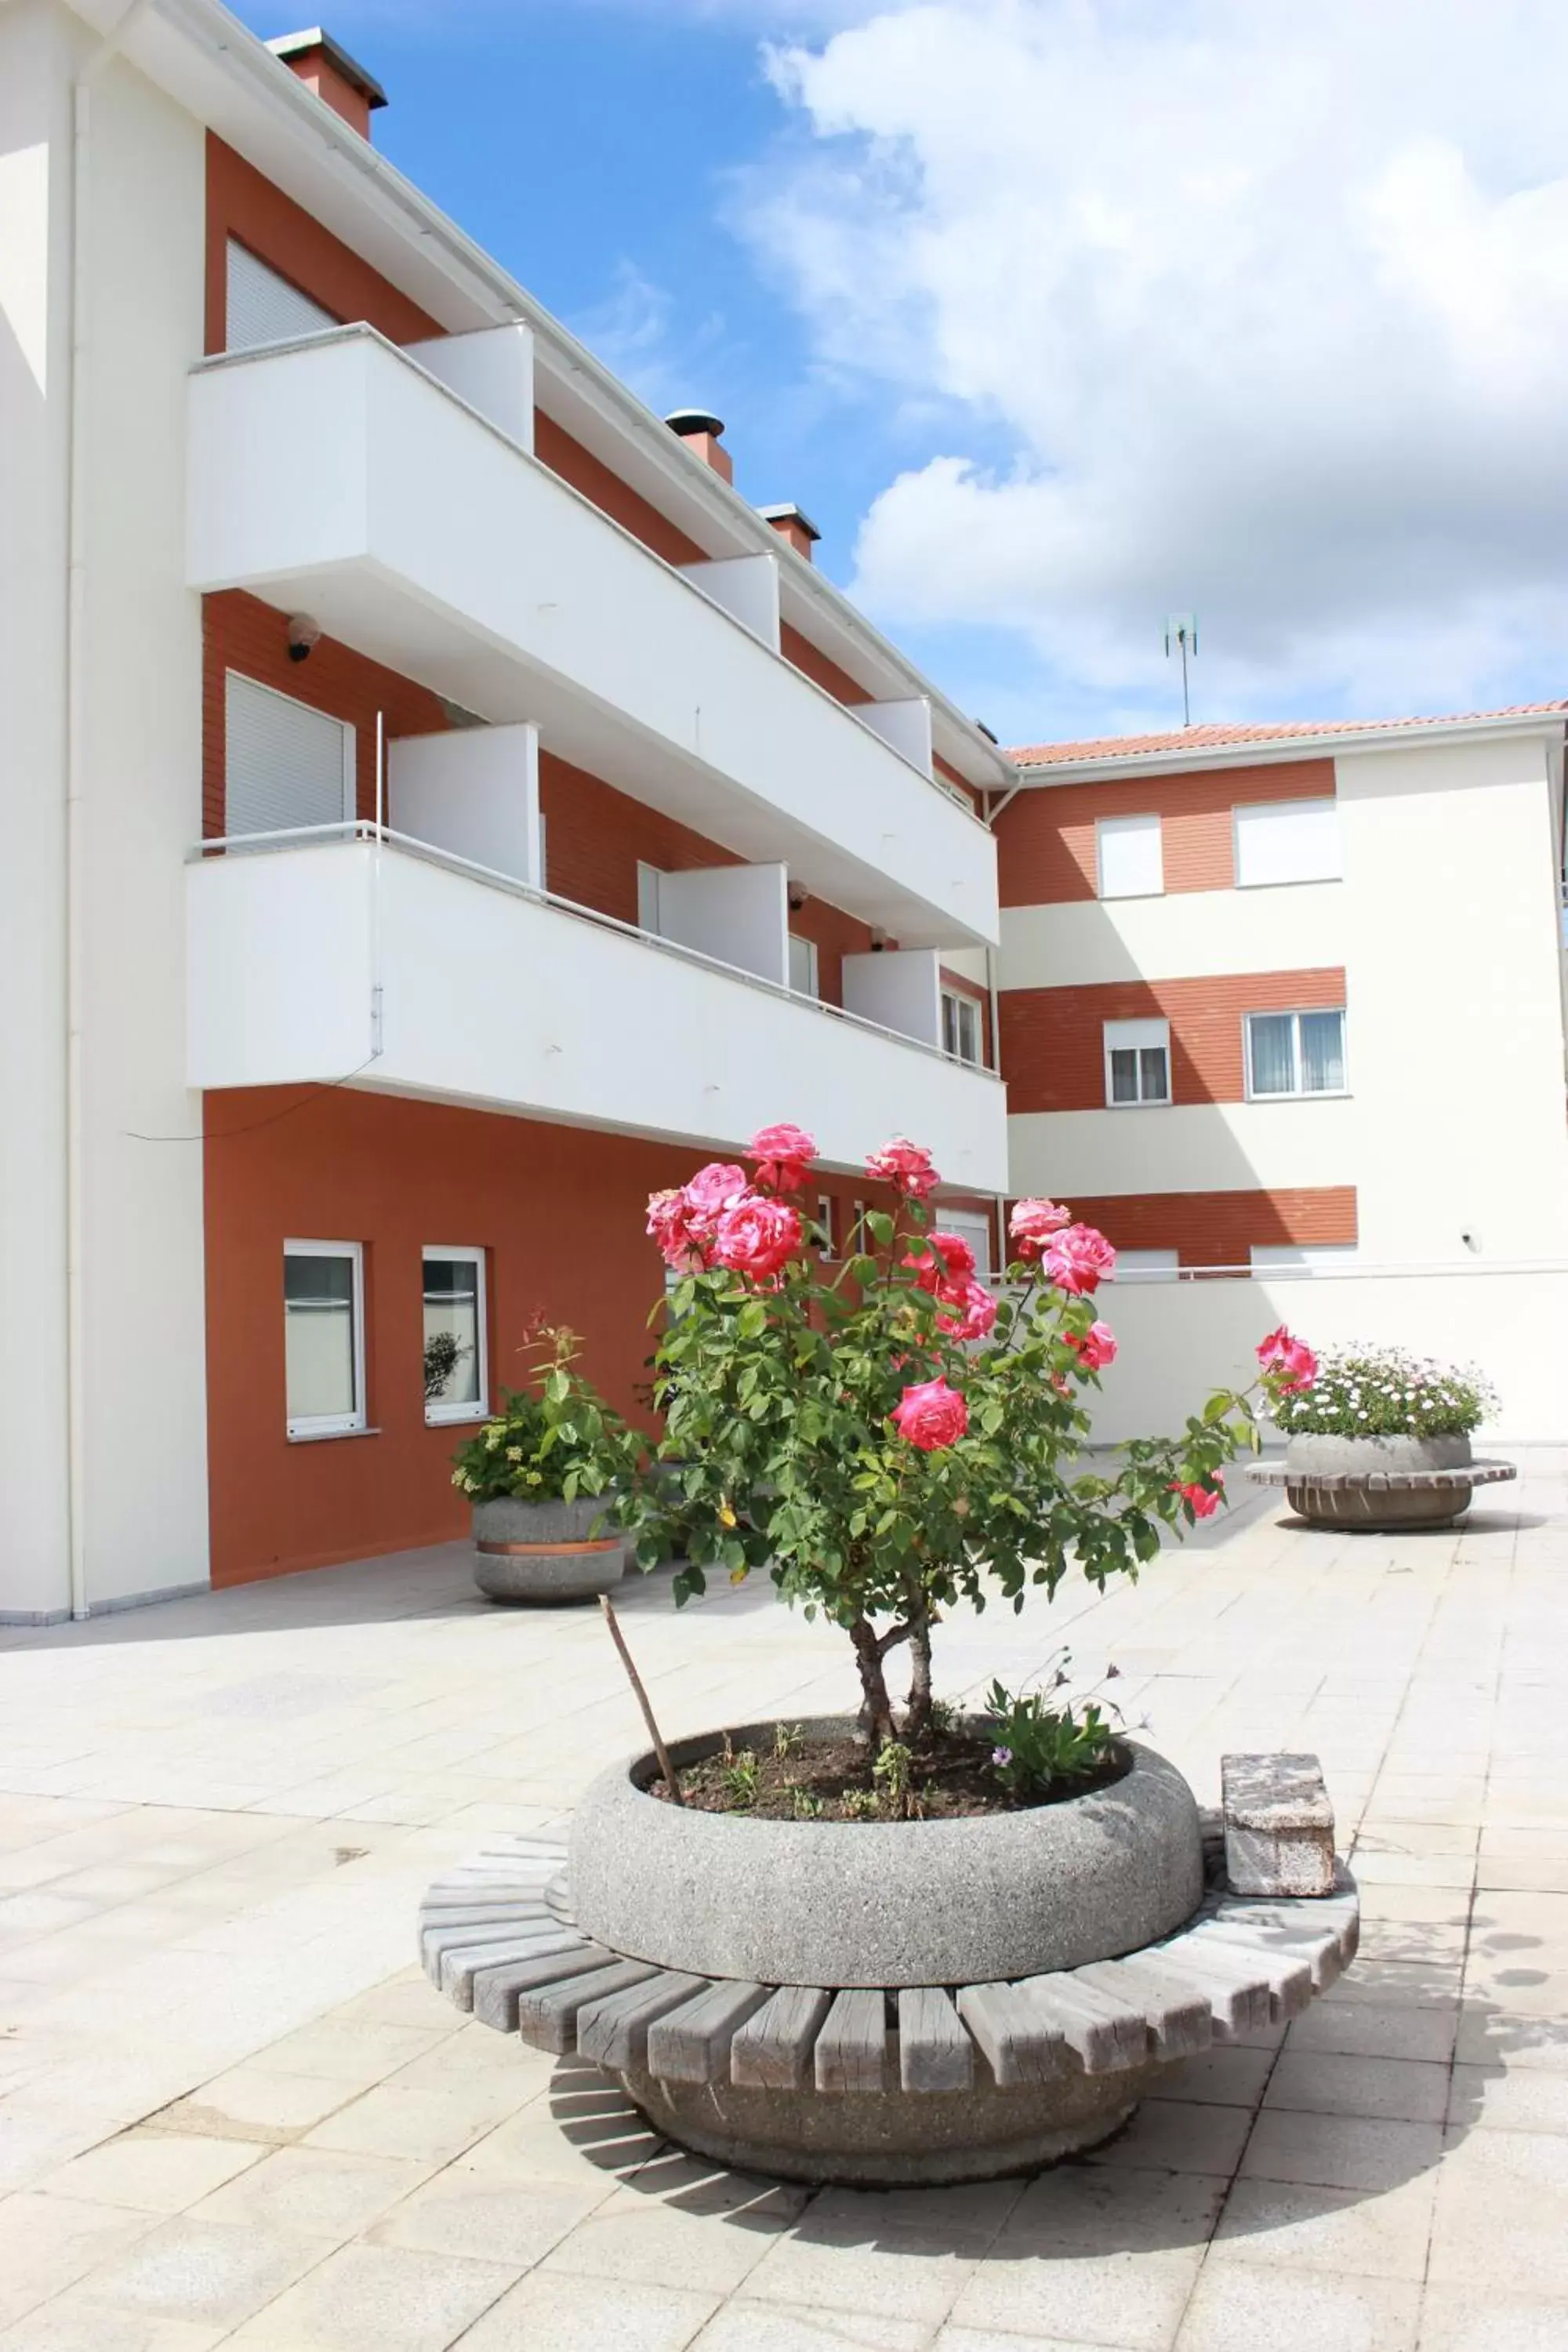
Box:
left=268, top=28, right=388, bottom=139
left=665, top=408, right=733, bottom=485
left=758, top=503, right=821, bottom=564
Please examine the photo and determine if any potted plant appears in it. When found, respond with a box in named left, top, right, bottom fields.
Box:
left=1270, top=1341, right=1498, bottom=1529
left=452, top=1328, right=642, bottom=1602
left=557, top=1124, right=1316, bottom=2177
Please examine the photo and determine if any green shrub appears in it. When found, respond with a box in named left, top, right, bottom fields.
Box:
left=451, top=1328, right=641, bottom=1505
left=1272, top=1345, right=1494, bottom=1440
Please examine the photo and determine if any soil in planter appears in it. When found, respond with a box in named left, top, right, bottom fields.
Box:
left=652, top=1727, right=1131, bottom=1821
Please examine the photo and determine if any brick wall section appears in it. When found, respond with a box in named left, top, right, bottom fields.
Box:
left=993, top=757, right=1336, bottom=906
left=1000, top=968, right=1346, bottom=1113
left=533, top=412, right=706, bottom=568
left=205, top=135, right=442, bottom=355
left=1051, top=1186, right=1358, bottom=1267
left=203, top=592, right=450, bottom=837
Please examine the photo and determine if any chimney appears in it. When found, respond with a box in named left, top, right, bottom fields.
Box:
left=268, top=27, right=388, bottom=139
left=665, top=408, right=733, bottom=486
left=758, top=502, right=821, bottom=564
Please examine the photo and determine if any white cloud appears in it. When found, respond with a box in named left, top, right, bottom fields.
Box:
left=739, top=0, right=1568, bottom=721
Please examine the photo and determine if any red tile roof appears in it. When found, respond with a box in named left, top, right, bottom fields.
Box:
left=1007, top=702, right=1568, bottom=766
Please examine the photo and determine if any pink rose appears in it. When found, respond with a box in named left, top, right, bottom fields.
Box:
left=1171, top=1472, right=1224, bottom=1520
left=935, top=1276, right=998, bottom=1343
left=1044, top=1223, right=1116, bottom=1296
left=1063, top=1319, right=1118, bottom=1373
left=713, top=1195, right=802, bottom=1281
left=904, top=1229, right=978, bottom=1289
left=891, top=1377, right=968, bottom=1450
left=866, top=1138, right=940, bottom=1199
left=647, top=1188, right=707, bottom=1272
left=682, top=1163, right=750, bottom=1221
left=748, top=1123, right=818, bottom=1193
left=1257, top=1326, right=1318, bottom=1392
left=1009, top=1197, right=1071, bottom=1258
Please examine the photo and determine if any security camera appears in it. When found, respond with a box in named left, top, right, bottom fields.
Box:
left=286, top=613, right=322, bottom=663
left=788, top=885, right=809, bottom=913
left=869, top=927, right=887, bottom=954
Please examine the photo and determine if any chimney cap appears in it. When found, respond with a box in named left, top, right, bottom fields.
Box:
left=665, top=408, right=726, bottom=440
left=757, top=501, right=822, bottom=543
left=267, top=27, right=388, bottom=110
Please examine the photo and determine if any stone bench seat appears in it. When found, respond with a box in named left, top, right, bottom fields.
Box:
left=1245, top=1459, right=1517, bottom=1494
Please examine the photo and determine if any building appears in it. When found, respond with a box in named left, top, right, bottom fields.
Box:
left=0, top=0, right=1011, bottom=1620
left=993, top=708, right=1568, bottom=1438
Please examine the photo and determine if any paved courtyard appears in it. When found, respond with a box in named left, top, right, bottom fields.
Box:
left=1, top=1461, right=1566, bottom=2351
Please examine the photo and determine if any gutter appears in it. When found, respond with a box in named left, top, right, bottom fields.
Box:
left=65, top=0, right=158, bottom=1621
left=1011, top=710, right=1568, bottom=788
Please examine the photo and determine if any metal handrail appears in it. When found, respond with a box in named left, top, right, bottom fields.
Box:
left=189, top=822, right=1004, bottom=1083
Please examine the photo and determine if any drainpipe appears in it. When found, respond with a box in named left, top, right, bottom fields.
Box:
left=65, top=0, right=155, bottom=1621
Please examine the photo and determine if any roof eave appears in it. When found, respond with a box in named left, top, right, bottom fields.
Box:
left=1008, top=710, right=1568, bottom=786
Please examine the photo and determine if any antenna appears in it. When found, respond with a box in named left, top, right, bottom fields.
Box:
left=1163, top=613, right=1198, bottom=727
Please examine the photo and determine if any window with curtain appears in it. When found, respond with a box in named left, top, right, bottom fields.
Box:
left=423, top=1248, right=487, bottom=1424
left=942, top=989, right=982, bottom=1064
left=1103, top=1017, right=1171, bottom=1106
left=1247, top=1008, right=1346, bottom=1098
left=284, top=1242, right=365, bottom=1438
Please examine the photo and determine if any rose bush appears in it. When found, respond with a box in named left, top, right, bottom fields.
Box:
left=622, top=1128, right=1316, bottom=1745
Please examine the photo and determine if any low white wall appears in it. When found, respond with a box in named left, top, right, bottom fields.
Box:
left=1000, top=880, right=1345, bottom=990
left=1080, top=1265, right=1568, bottom=1445
left=389, top=722, right=539, bottom=887
left=843, top=948, right=942, bottom=1047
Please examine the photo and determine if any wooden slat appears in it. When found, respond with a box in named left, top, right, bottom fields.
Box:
left=1148, top=1934, right=1276, bottom=2033
left=731, top=1986, right=832, bottom=2089
left=439, top=1930, right=585, bottom=2005
left=897, top=1987, right=974, bottom=2093
left=578, top=1969, right=710, bottom=2071
left=421, top=1918, right=561, bottom=1976
left=1199, top=1918, right=1343, bottom=1993
left=1182, top=1926, right=1314, bottom=2019
left=815, top=1990, right=887, bottom=2094
left=471, top=1943, right=613, bottom=2031
left=1072, top=1958, right=1214, bottom=2059
left=956, top=1980, right=1065, bottom=2088
left=1014, top=1973, right=1148, bottom=2074
left=517, top=1958, right=660, bottom=2056
left=648, top=1980, right=771, bottom=2085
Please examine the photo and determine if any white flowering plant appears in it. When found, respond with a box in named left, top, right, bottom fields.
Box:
left=451, top=1327, right=642, bottom=1505
left=1271, top=1345, right=1494, bottom=1440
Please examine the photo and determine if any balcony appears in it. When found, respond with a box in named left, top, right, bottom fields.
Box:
left=187, top=328, right=998, bottom=950
left=185, top=829, right=1009, bottom=1192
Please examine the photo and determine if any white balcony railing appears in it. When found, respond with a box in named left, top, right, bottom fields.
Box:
left=187, top=328, right=999, bottom=950
left=186, top=827, right=1009, bottom=1192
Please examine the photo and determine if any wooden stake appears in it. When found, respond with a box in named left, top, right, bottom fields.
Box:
left=599, top=1593, right=683, bottom=1804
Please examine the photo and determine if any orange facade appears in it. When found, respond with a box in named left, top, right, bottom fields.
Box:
left=1061, top=1187, right=1358, bottom=1268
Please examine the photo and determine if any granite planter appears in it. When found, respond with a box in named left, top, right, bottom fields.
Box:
left=471, top=1494, right=627, bottom=1603
left=1284, top=1432, right=1475, bottom=1530
left=564, top=1719, right=1207, bottom=2180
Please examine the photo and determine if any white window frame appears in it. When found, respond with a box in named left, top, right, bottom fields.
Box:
left=636, top=860, right=662, bottom=933
left=1107, top=1248, right=1179, bottom=1283
left=815, top=1194, right=837, bottom=1258
left=1243, top=1007, right=1348, bottom=1102
left=1233, top=797, right=1341, bottom=890
left=284, top=1240, right=366, bottom=1441
left=1096, top=812, right=1163, bottom=900
left=422, top=1245, right=489, bottom=1427
left=788, top=933, right=820, bottom=998
left=942, top=987, right=982, bottom=1065
left=1103, top=1017, right=1171, bottom=1109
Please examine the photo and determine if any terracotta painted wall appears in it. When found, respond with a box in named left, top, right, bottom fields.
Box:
left=1000, top=968, right=1346, bottom=1114
left=203, top=1089, right=887, bottom=1584
left=1050, top=1187, right=1358, bottom=1267
left=994, top=759, right=1336, bottom=907
left=204, top=593, right=450, bottom=837
left=205, top=134, right=442, bottom=354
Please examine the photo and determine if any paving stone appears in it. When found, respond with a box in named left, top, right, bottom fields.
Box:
left=189, top=2147, right=433, bottom=2245
left=453, top=2269, right=720, bottom=2352
left=224, top=2239, right=520, bottom=2349
left=1209, top=2172, right=1438, bottom=2283
left=1174, top=2263, right=1420, bottom=2351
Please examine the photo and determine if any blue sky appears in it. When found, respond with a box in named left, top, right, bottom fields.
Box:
left=234, top=2, right=1568, bottom=746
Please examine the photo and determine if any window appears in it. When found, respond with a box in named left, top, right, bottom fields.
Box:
left=815, top=1195, right=836, bottom=1257
left=226, top=239, right=337, bottom=352
left=1234, top=798, right=1341, bottom=889
left=1250, top=1243, right=1357, bottom=1272
left=423, top=1248, right=488, bottom=1424
left=1096, top=813, right=1163, bottom=899
left=942, top=989, right=982, bottom=1065
left=1246, top=1008, right=1346, bottom=1098
left=224, top=673, right=354, bottom=840
left=941, top=1209, right=994, bottom=1277
left=788, top=934, right=819, bottom=997
left=1107, top=1249, right=1179, bottom=1283
left=637, top=862, right=662, bottom=933
left=536, top=811, right=548, bottom=891
left=284, top=1242, right=365, bottom=1438
left=1104, top=1017, right=1171, bottom=1107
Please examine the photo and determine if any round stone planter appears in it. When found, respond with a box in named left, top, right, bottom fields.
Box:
left=471, top=1494, right=626, bottom=1604
left=1283, top=1432, right=1474, bottom=1530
